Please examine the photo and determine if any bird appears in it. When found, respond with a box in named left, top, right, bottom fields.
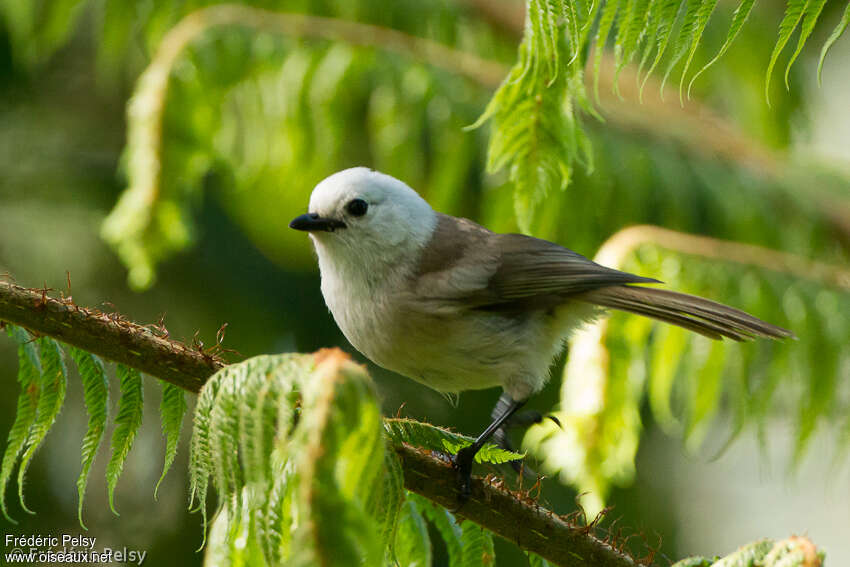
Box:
left=290, top=167, right=792, bottom=498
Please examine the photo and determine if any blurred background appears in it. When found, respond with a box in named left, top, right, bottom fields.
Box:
left=0, top=0, right=849, bottom=565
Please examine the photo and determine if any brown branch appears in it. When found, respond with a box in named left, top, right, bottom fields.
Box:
left=397, top=444, right=641, bottom=567
left=0, top=280, right=221, bottom=392
left=0, top=279, right=642, bottom=566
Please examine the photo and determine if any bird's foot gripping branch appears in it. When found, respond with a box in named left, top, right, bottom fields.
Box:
left=0, top=280, right=828, bottom=566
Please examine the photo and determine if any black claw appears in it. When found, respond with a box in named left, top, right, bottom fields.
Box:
left=451, top=445, right=477, bottom=508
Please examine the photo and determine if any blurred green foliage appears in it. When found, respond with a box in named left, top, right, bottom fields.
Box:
left=1, top=0, right=850, bottom=564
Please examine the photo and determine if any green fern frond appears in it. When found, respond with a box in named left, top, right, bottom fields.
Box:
left=411, top=493, right=464, bottom=565
left=613, top=0, right=651, bottom=91
left=594, top=0, right=622, bottom=100
left=659, top=0, right=702, bottom=96
left=784, top=0, right=828, bottom=89
left=525, top=234, right=850, bottom=516
left=687, top=0, right=756, bottom=97
left=105, top=364, right=143, bottom=515
left=188, top=366, right=221, bottom=519
left=208, top=372, right=243, bottom=515
left=383, top=418, right=525, bottom=465
left=188, top=352, right=392, bottom=565
left=458, top=517, right=496, bottom=567
left=393, top=499, right=432, bottom=567
left=528, top=552, right=554, bottom=567
left=637, top=0, right=679, bottom=98
left=817, top=2, right=850, bottom=85
left=409, top=492, right=497, bottom=567
left=370, top=446, right=406, bottom=564
left=68, top=348, right=109, bottom=529
left=441, top=439, right=526, bottom=465
left=678, top=0, right=719, bottom=102
left=16, top=337, right=67, bottom=515
left=0, top=326, right=41, bottom=522
left=765, top=0, right=807, bottom=106
left=673, top=537, right=825, bottom=567
left=155, top=382, right=186, bottom=499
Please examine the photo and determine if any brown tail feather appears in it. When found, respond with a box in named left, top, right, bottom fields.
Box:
left=580, top=286, right=794, bottom=341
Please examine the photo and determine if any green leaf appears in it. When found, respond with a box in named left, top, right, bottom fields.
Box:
left=188, top=366, right=221, bottom=525
left=296, top=354, right=386, bottom=567
left=683, top=338, right=727, bottom=450
left=648, top=324, right=690, bottom=430
left=393, top=499, right=432, bottom=567
left=458, top=519, right=496, bottom=567
left=155, top=382, right=186, bottom=499
left=204, top=488, right=271, bottom=567
left=0, top=326, right=41, bottom=522
left=638, top=0, right=681, bottom=99
left=384, top=418, right=525, bottom=464
left=68, top=348, right=109, bottom=529
left=370, top=447, right=405, bottom=561
left=411, top=493, right=496, bottom=567
left=106, top=364, right=143, bottom=515
left=593, top=0, right=623, bottom=100
left=411, top=493, right=464, bottom=566
left=527, top=552, right=554, bottom=567
left=678, top=0, right=719, bottom=102
left=613, top=0, right=651, bottom=92
left=670, top=557, right=713, bottom=567
left=660, top=0, right=702, bottom=96
left=687, top=0, right=756, bottom=96
left=764, top=0, right=807, bottom=106
left=784, top=0, right=828, bottom=88
left=189, top=352, right=389, bottom=565
left=16, top=337, right=67, bottom=515
left=817, top=1, right=850, bottom=85
left=441, top=439, right=525, bottom=465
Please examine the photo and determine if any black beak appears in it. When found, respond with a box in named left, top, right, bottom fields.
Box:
left=289, top=213, right=347, bottom=232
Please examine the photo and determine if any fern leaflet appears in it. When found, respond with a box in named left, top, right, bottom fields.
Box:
left=0, top=326, right=41, bottom=522
left=16, top=337, right=67, bottom=514
left=155, top=381, right=186, bottom=499
left=69, top=348, right=109, bottom=528
left=105, top=364, right=143, bottom=515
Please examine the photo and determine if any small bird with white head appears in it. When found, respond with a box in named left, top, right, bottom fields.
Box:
left=290, top=167, right=792, bottom=499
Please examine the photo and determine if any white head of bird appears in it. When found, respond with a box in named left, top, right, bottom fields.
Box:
left=300, top=167, right=437, bottom=272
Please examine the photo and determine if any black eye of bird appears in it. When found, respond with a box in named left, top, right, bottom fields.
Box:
left=346, top=198, right=368, bottom=217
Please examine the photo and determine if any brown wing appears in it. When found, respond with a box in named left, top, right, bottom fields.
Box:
left=489, top=234, right=792, bottom=339
left=412, top=214, right=657, bottom=311
left=489, top=233, right=659, bottom=301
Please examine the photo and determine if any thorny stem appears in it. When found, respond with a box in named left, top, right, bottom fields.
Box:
left=0, top=278, right=644, bottom=566
left=0, top=280, right=222, bottom=392
left=397, top=444, right=642, bottom=567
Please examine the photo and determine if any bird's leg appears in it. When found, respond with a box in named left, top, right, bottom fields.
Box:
left=452, top=394, right=525, bottom=502
left=490, top=396, right=561, bottom=475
